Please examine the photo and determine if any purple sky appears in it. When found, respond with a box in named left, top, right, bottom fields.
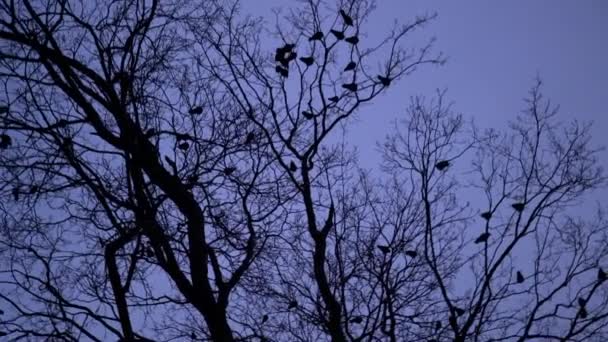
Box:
left=245, top=0, right=608, bottom=170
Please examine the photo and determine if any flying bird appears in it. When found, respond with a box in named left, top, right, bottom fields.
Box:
left=288, top=300, right=298, bottom=310
left=435, top=160, right=450, bottom=171
left=339, top=9, right=354, bottom=26
left=350, top=316, right=363, bottom=324
left=189, top=106, right=203, bottom=115
left=223, top=166, right=236, bottom=176
left=474, top=232, right=490, bottom=244
left=342, top=83, right=358, bottom=92
left=245, top=132, right=255, bottom=144
left=377, top=75, right=391, bottom=86
left=512, top=202, right=525, bottom=212
left=345, top=35, right=359, bottom=45
left=0, top=134, right=11, bottom=149
left=516, top=271, right=524, bottom=283
left=309, top=31, right=324, bottom=41
left=330, top=29, right=345, bottom=40
left=480, top=211, right=492, bottom=220
left=377, top=245, right=390, bottom=254
left=275, top=65, right=289, bottom=78
left=299, top=56, right=315, bottom=66
left=344, top=61, right=357, bottom=71
left=178, top=142, right=189, bottom=151
left=289, top=161, right=298, bottom=172
left=328, top=96, right=339, bottom=102
left=598, top=268, right=607, bottom=283
left=302, top=111, right=314, bottom=120
left=405, top=250, right=418, bottom=258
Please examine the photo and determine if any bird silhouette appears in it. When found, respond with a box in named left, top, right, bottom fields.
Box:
left=299, top=56, right=314, bottom=66
left=449, top=315, right=457, bottom=327
left=350, top=316, right=363, bottom=324
left=579, top=306, right=588, bottom=319
left=454, top=306, right=465, bottom=316
left=330, top=29, right=345, bottom=40
left=512, top=202, right=525, bottom=212
left=189, top=106, right=203, bottom=115
left=0, top=331, right=7, bottom=337
left=302, top=111, right=314, bottom=120
left=342, top=83, right=358, bottom=92
left=345, top=35, right=359, bottom=45
left=223, top=166, right=236, bottom=175
left=288, top=300, right=298, bottom=310
left=405, top=250, right=418, bottom=258
left=474, top=232, right=490, bottom=244
left=344, top=61, right=356, bottom=71
left=289, top=161, right=298, bottom=172
left=516, top=271, right=524, bottom=283
left=286, top=51, right=297, bottom=62
left=0, top=106, right=8, bottom=114
left=178, top=142, right=189, bottom=151
left=0, top=134, right=11, bottom=149
left=328, top=96, right=339, bottom=102
left=339, top=10, right=354, bottom=26
left=245, top=132, right=255, bottom=144
left=435, top=160, right=450, bottom=171
left=29, top=185, right=38, bottom=194
left=598, top=268, right=607, bottom=283
left=11, top=187, right=19, bottom=201
left=578, top=298, right=586, bottom=307
left=377, top=75, right=391, bottom=86
left=0, top=309, right=4, bottom=315
left=435, top=321, right=442, bottom=330
left=309, top=31, right=324, bottom=41
left=377, top=245, right=390, bottom=254
left=275, top=65, right=289, bottom=78
left=262, top=314, right=269, bottom=323
left=191, top=331, right=196, bottom=340
left=480, top=211, right=492, bottom=220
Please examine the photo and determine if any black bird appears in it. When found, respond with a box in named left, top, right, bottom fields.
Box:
left=0, top=106, right=8, bottom=114
left=275, top=47, right=285, bottom=62
left=435, top=321, right=442, bottom=330
left=289, top=161, right=298, bottom=172
left=189, top=106, right=203, bottom=115
left=454, top=306, right=465, bottom=316
left=309, top=31, right=324, bottom=41
left=262, top=314, right=269, bottom=323
left=275, top=65, right=289, bottom=78
left=223, top=166, right=236, bottom=176
left=286, top=51, right=298, bottom=62
left=579, top=306, right=588, bottom=319
left=405, top=250, right=418, bottom=258
left=342, top=83, right=358, bottom=92
left=435, top=160, right=450, bottom=171
left=377, top=75, right=391, bottom=86
left=339, top=9, right=354, bottom=26
left=330, top=29, right=345, bottom=40
left=598, top=268, right=607, bottom=283
left=191, top=331, right=196, bottom=340
left=512, top=202, right=525, bottom=212
left=350, top=316, right=363, bottom=324
left=302, top=111, right=314, bottom=120
left=282, top=43, right=296, bottom=51
left=480, top=211, right=492, bottom=220
left=178, top=142, right=190, bottom=151
left=0, top=134, right=11, bottom=149
left=300, top=56, right=315, bottom=66
left=516, top=271, right=525, bottom=283
left=0, top=331, right=7, bottom=337
left=377, top=245, right=390, bottom=254
left=288, top=300, right=298, bottom=310
left=245, top=132, right=255, bottom=144
left=475, top=232, right=491, bottom=244
left=0, top=309, right=4, bottom=315
left=345, top=35, right=359, bottom=45
left=12, top=187, right=19, bottom=201
left=328, top=96, right=339, bottom=102
left=344, top=61, right=357, bottom=71
left=29, top=185, right=39, bottom=194
left=449, top=315, right=457, bottom=327
left=578, top=298, right=587, bottom=307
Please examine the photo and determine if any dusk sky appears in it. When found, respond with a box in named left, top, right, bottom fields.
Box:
left=247, top=0, right=608, bottom=171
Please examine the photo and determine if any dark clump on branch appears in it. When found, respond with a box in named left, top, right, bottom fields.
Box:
left=475, top=232, right=490, bottom=244
left=339, top=10, right=354, bottom=26
left=302, top=111, right=314, bottom=120
left=377, top=75, right=391, bottom=86
left=288, top=300, right=298, bottom=310
left=330, top=29, right=345, bottom=40
left=0, top=134, right=12, bottom=149
left=598, top=268, right=607, bottom=283
left=245, top=132, right=255, bottom=144
left=188, top=106, right=203, bottom=115
left=516, top=271, right=524, bottom=283
left=578, top=298, right=588, bottom=319
left=345, top=35, right=359, bottom=45
left=512, top=202, right=525, bottom=212
left=405, top=250, right=418, bottom=258
left=342, top=83, right=358, bottom=92
left=299, top=56, right=314, bottom=66
left=191, top=332, right=196, bottom=340
left=178, top=142, right=189, bottom=151
left=275, top=65, right=289, bottom=78
left=454, top=306, right=465, bottom=316
left=435, top=321, right=442, bottom=330
left=262, top=314, right=269, bottom=323
left=12, top=187, right=19, bottom=201
left=223, top=167, right=236, bottom=176
left=377, top=245, right=390, bottom=254
left=435, top=160, right=450, bottom=171
left=349, top=316, right=363, bottom=324
left=309, top=31, right=324, bottom=41
left=344, top=61, right=356, bottom=71
left=328, top=96, right=339, bottom=102
left=29, top=185, right=38, bottom=194
left=0, top=105, right=8, bottom=114
left=289, top=161, right=298, bottom=172
left=480, top=211, right=492, bottom=220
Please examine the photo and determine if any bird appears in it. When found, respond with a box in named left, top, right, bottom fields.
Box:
left=344, top=61, right=356, bottom=71
left=29, top=185, right=39, bottom=194
left=289, top=161, right=298, bottom=172
left=0, top=331, right=7, bottom=337
left=309, top=31, right=324, bottom=41
left=405, top=250, right=418, bottom=258
left=345, top=35, right=359, bottom=45
left=0, top=106, right=8, bottom=114
left=435, top=160, right=450, bottom=171
left=302, top=111, right=314, bottom=120
left=377, top=245, right=390, bottom=254
left=0, top=134, right=11, bottom=149
left=449, top=315, right=457, bottom=327
left=223, top=166, right=236, bottom=176
left=350, top=316, right=363, bottom=324
left=262, top=314, right=269, bottom=323
left=330, top=29, right=345, bottom=40
left=178, top=142, right=189, bottom=151
left=12, top=187, right=19, bottom=201
left=288, top=300, right=298, bottom=310
left=300, top=56, right=314, bottom=66
left=516, top=271, right=524, bottom=283
left=480, top=211, right=492, bottom=220
left=328, top=96, right=339, bottom=102
left=275, top=65, right=289, bottom=78
left=512, top=202, right=525, bottom=212
left=0, top=309, right=4, bottom=315
left=189, top=106, right=203, bottom=115
left=342, top=83, right=358, bottom=92
left=339, top=9, right=354, bottom=26
left=474, top=232, right=491, bottom=244
left=286, top=51, right=297, bottom=62
left=454, top=306, right=465, bottom=316
left=578, top=298, right=587, bottom=308
left=377, top=75, right=391, bottom=86
left=191, top=331, right=197, bottom=340
left=579, top=306, right=588, bottom=319
left=244, top=132, right=255, bottom=144
left=598, top=268, right=607, bottom=283
left=435, top=321, right=442, bottom=330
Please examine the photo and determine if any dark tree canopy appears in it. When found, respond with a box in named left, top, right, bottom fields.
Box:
left=0, top=0, right=606, bottom=341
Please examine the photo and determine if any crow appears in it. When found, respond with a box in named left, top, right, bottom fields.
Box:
left=29, top=185, right=39, bottom=194
left=0, top=134, right=11, bottom=149
left=0, top=106, right=8, bottom=114
left=475, top=232, right=490, bottom=244
left=512, top=202, right=525, bottom=212
left=339, top=9, right=354, bottom=26
left=262, top=314, right=269, bottom=323
left=191, top=332, right=197, bottom=340
left=189, top=106, right=203, bottom=115
left=579, top=306, right=588, bottom=319
left=345, top=35, right=359, bottom=45
left=299, top=56, right=315, bottom=66
left=12, top=187, right=19, bottom=201
left=309, top=31, right=324, bottom=41
left=435, top=321, right=442, bottom=330
left=328, top=96, right=339, bottom=102
left=275, top=65, right=289, bottom=78
left=516, top=271, right=524, bottom=284
left=342, top=83, right=358, bottom=92
left=599, top=268, right=607, bottom=283
left=288, top=300, right=298, bottom=310
left=302, top=111, right=314, bottom=120
left=245, top=132, right=255, bottom=144
left=350, top=316, right=363, bottom=324
left=330, top=29, right=345, bottom=40
left=480, top=211, right=492, bottom=220
left=178, top=142, right=189, bottom=151
left=435, top=160, right=450, bottom=171
left=377, top=245, right=390, bottom=254
left=377, top=75, right=391, bottom=86
left=289, top=161, right=298, bottom=172
left=223, top=167, right=236, bottom=176
left=405, top=250, right=418, bottom=258
left=344, top=61, right=357, bottom=71
left=454, top=307, right=465, bottom=316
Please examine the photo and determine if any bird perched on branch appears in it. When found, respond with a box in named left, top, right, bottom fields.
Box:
left=475, top=232, right=490, bottom=244
left=0, top=134, right=11, bottom=149
left=328, top=96, right=339, bottom=102
left=309, top=31, right=324, bottom=41
left=302, top=111, right=314, bottom=120
left=377, top=245, right=390, bottom=254
left=435, top=160, right=450, bottom=171
left=339, top=9, right=354, bottom=26
left=344, top=61, right=356, bottom=71
left=288, top=300, right=298, bottom=310
left=598, top=268, right=606, bottom=283
left=480, top=211, right=492, bottom=220
left=300, top=56, right=314, bottom=66
left=512, top=202, right=525, bottom=212
left=345, top=35, right=359, bottom=45
left=189, top=106, right=203, bottom=115
left=330, top=29, right=345, bottom=40
left=377, top=75, right=391, bottom=86
left=223, top=166, right=236, bottom=176
left=405, top=250, right=418, bottom=258
left=516, top=271, right=524, bottom=283
left=350, top=316, right=363, bottom=324
left=342, top=83, right=358, bottom=92
left=289, top=161, right=298, bottom=172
